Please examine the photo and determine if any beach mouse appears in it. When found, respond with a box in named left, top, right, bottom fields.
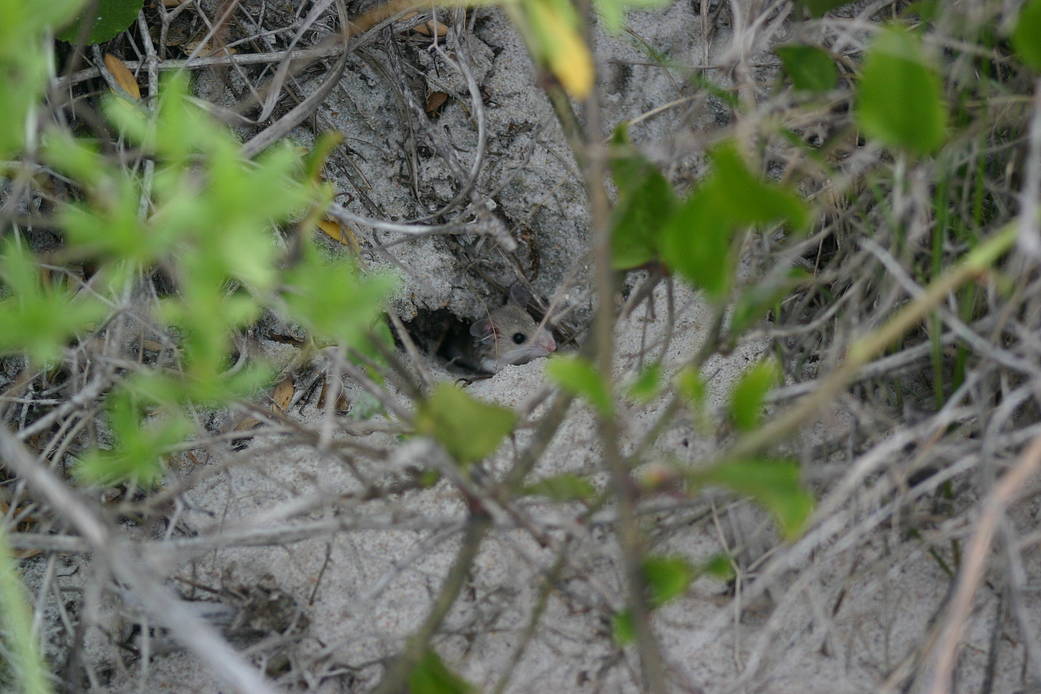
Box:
left=468, top=284, right=557, bottom=373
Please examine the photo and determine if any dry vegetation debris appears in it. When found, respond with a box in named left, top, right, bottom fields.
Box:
left=3, top=0, right=1041, bottom=692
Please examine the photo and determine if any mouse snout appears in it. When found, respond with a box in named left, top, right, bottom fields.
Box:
left=537, top=331, right=557, bottom=354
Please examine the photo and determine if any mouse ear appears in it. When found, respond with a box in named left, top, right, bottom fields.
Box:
left=508, top=282, right=534, bottom=308
left=470, top=317, right=495, bottom=338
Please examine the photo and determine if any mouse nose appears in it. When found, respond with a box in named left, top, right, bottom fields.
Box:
left=539, top=332, right=557, bottom=353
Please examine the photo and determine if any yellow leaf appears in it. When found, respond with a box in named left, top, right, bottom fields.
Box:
left=425, top=91, right=449, bottom=114
left=527, top=0, right=593, bottom=99
left=232, top=416, right=260, bottom=432
left=318, top=379, right=351, bottom=412
left=103, top=54, right=140, bottom=100
left=318, top=218, right=361, bottom=254
left=272, top=376, right=295, bottom=412
left=414, top=20, right=448, bottom=37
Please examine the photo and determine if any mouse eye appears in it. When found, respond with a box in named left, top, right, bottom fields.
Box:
left=512, top=332, right=527, bottom=345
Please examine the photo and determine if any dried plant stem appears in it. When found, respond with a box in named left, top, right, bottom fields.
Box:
left=372, top=513, right=491, bottom=694
left=0, top=425, right=277, bottom=694
left=579, top=10, right=669, bottom=691
left=925, top=431, right=1041, bottom=694
left=726, top=223, right=1017, bottom=461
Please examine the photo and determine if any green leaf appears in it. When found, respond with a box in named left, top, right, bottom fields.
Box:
left=0, top=0, right=84, bottom=159
left=415, top=384, right=517, bottom=465
left=643, top=556, right=695, bottom=607
left=702, top=553, right=735, bottom=580
left=626, top=362, right=662, bottom=403
left=57, top=0, right=145, bottom=45
left=303, top=132, right=345, bottom=182
left=707, top=144, right=809, bottom=230
left=159, top=280, right=264, bottom=396
left=728, top=359, right=780, bottom=431
left=1014, top=0, right=1041, bottom=71
left=660, top=192, right=733, bottom=297
left=776, top=44, right=838, bottom=92
left=594, top=0, right=670, bottom=33
left=524, top=474, right=597, bottom=501
left=103, top=93, right=151, bottom=144
left=0, top=528, right=51, bottom=694
left=661, top=143, right=808, bottom=298
left=0, top=0, right=83, bottom=42
left=127, top=366, right=271, bottom=411
left=901, top=0, right=939, bottom=21
left=796, top=0, right=853, bottom=16
left=545, top=355, right=614, bottom=415
left=611, top=170, right=676, bottom=269
left=41, top=130, right=106, bottom=183
left=855, top=25, right=948, bottom=155
left=76, top=392, right=193, bottom=486
left=282, top=244, right=398, bottom=350
left=408, top=650, right=474, bottom=694
left=609, top=128, right=676, bottom=269
left=675, top=366, right=706, bottom=408
left=695, top=459, right=815, bottom=540
left=0, top=242, right=105, bottom=365
left=418, top=469, right=442, bottom=488
left=612, top=610, right=635, bottom=645
left=612, top=556, right=695, bottom=646
left=609, top=125, right=648, bottom=193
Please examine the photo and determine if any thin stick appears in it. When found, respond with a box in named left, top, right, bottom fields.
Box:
left=0, top=425, right=277, bottom=694
left=726, top=223, right=1017, bottom=461
left=925, top=432, right=1041, bottom=694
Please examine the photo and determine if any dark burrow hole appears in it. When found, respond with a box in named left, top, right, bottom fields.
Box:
left=396, top=309, right=484, bottom=375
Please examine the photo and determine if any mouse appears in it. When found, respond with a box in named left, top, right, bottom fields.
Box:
left=467, top=284, right=557, bottom=373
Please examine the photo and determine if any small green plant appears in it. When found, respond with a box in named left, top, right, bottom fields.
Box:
left=1, top=0, right=1036, bottom=690
left=776, top=44, right=839, bottom=93
left=0, top=71, right=399, bottom=487
left=0, top=529, right=50, bottom=694
left=610, top=128, right=809, bottom=298
left=57, top=0, right=144, bottom=45
left=0, top=0, right=83, bottom=159
left=855, top=24, right=948, bottom=155
left=1013, top=0, right=1041, bottom=71
left=414, top=383, right=517, bottom=466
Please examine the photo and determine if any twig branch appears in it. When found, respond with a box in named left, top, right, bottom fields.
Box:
left=726, top=223, right=1017, bottom=461
left=925, top=431, right=1041, bottom=694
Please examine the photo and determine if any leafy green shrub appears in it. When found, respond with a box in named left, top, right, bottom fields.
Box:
left=1, top=0, right=1037, bottom=690
left=2, top=71, right=397, bottom=486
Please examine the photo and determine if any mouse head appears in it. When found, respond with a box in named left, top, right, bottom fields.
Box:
left=469, top=285, right=556, bottom=371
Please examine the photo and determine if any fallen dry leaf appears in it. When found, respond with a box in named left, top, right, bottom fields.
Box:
left=232, top=416, right=260, bottom=432
left=272, top=376, right=295, bottom=412
left=425, top=91, right=448, bottom=114
left=103, top=54, right=140, bottom=100
left=318, top=380, right=351, bottom=413
left=414, top=20, right=448, bottom=37
left=318, top=218, right=361, bottom=254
